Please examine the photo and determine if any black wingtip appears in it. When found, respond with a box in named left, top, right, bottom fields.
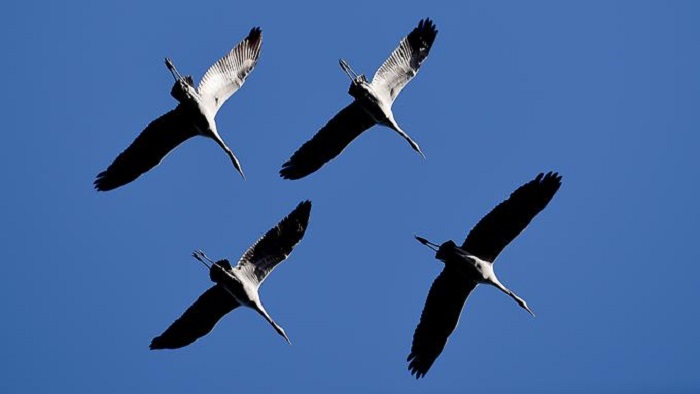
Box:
left=418, top=18, right=437, bottom=34
left=290, top=200, right=312, bottom=225
left=279, top=161, right=308, bottom=180
left=410, top=18, right=438, bottom=50
left=296, top=200, right=312, bottom=212
left=149, top=337, right=164, bottom=350
left=279, top=164, right=295, bottom=180
left=93, top=171, right=115, bottom=192
left=407, top=353, right=429, bottom=379
left=149, top=336, right=182, bottom=350
left=536, top=171, right=563, bottom=189
left=94, top=172, right=105, bottom=190
left=247, top=27, right=262, bottom=45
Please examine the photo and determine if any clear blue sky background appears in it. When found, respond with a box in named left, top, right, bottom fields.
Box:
left=1, top=1, right=698, bottom=392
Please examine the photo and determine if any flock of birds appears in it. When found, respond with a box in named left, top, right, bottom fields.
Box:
left=95, top=18, right=562, bottom=379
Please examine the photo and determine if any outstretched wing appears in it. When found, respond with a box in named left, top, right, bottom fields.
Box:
left=370, top=18, right=437, bottom=104
left=279, top=102, right=376, bottom=180
left=94, top=105, right=197, bottom=191
left=462, top=171, right=562, bottom=263
left=150, top=285, right=240, bottom=350
left=408, top=267, right=477, bottom=379
left=233, top=201, right=312, bottom=286
left=197, top=27, right=262, bottom=113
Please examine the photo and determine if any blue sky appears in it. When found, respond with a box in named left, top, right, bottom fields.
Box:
left=2, top=0, right=699, bottom=392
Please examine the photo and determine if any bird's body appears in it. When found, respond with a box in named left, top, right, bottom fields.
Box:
left=207, top=258, right=291, bottom=342
left=211, top=263, right=256, bottom=307
left=435, top=241, right=491, bottom=282
left=94, top=28, right=262, bottom=191
left=150, top=200, right=312, bottom=350
left=408, top=172, right=562, bottom=379
left=280, top=18, right=437, bottom=180
left=345, top=75, right=406, bottom=139
left=431, top=240, right=534, bottom=314
left=166, top=69, right=240, bottom=172
left=346, top=77, right=389, bottom=123
left=168, top=76, right=214, bottom=136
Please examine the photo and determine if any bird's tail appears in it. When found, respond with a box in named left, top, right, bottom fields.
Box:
left=209, top=259, right=233, bottom=283
left=169, top=76, right=195, bottom=103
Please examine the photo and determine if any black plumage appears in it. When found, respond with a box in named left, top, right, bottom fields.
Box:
left=408, top=172, right=562, bottom=378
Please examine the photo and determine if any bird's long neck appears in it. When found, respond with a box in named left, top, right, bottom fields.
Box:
left=488, top=275, right=535, bottom=317
left=384, top=118, right=425, bottom=159
left=254, top=303, right=291, bottom=344
left=206, top=130, right=245, bottom=179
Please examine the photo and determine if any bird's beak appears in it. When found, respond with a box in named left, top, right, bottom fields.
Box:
left=517, top=298, right=535, bottom=317
left=524, top=305, right=536, bottom=317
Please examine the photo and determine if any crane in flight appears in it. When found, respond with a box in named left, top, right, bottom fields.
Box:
left=408, top=172, right=562, bottom=378
left=150, top=200, right=311, bottom=349
left=280, top=18, right=438, bottom=180
left=95, top=27, right=262, bottom=191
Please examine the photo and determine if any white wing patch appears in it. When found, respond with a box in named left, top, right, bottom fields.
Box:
left=233, top=201, right=311, bottom=287
left=370, top=18, right=437, bottom=104
left=197, top=27, right=263, bottom=114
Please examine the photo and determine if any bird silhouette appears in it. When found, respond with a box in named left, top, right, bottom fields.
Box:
left=95, top=27, right=262, bottom=191
left=280, top=18, right=437, bottom=180
left=408, top=172, right=562, bottom=378
left=150, top=200, right=311, bottom=349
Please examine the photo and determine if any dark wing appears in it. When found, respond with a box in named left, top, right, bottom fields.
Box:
left=150, top=285, right=239, bottom=350
left=408, top=267, right=477, bottom=379
left=462, top=171, right=562, bottom=263
left=279, top=102, right=376, bottom=180
left=197, top=27, right=262, bottom=113
left=370, top=18, right=438, bottom=104
left=94, top=105, right=197, bottom=191
left=233, top=201, right=312, bottom=286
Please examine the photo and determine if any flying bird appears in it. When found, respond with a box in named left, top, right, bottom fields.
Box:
left=94, top=27, right=262, bottom=191
left=280, top=18, right=438, bottom=180
left=150, top=200, right=311, bottom=349
left=408, top=172, right=562, bottom=379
